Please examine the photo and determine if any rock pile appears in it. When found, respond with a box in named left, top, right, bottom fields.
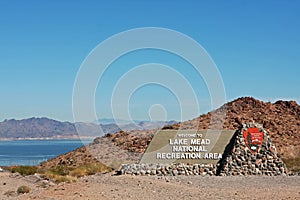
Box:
left=118, top=163, right=216, bottom=176
left=217, top=123, right=287, bottom=176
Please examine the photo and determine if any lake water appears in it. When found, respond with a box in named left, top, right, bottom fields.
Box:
left=0, top=139, right=93, bottom=166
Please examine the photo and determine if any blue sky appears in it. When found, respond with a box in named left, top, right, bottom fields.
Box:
left=0, top=1, right=299, bottom=122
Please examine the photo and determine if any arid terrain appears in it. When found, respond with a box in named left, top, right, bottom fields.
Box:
left=41, top=97, right=300, bottom=172
left=1, top=171, right=300, bottom=200
left=1, top=97, right=300, bottom=199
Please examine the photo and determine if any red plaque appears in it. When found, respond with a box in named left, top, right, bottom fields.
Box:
left=243, top=127, right=264, bottom=153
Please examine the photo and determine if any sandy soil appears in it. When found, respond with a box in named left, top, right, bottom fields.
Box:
left=0, top=171, right=299, bottom=200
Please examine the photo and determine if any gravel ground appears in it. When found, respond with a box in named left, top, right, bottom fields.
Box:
left=1, top=171, right=299, bottom=200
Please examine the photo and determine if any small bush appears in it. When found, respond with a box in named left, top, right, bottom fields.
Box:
left=86, top=163, right=112, bottom=175
left=69, top=167, right=87, bottom=177
left=42, top=172, right=77, bottom=183
left=49, top=165, right=69, bottom=176
left=11, top=166, right=37, bottom=176
left=283, top=157, right=300, bottom=173
left=70, top=163, right=112, bottom=177
left=54, top=175, right=77, bottom=183
left=39, top=162, right=112, bottom=183
left=17, top=185, right=31, bottom=194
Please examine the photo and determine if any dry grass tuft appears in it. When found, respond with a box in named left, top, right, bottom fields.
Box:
left=39, top=162, right=112, bottom=183
left=10, top=166, right=37, bottom=176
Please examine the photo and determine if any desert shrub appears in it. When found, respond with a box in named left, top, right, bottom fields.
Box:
left=11, top=166, right=37, bottom=176
left=69, top=167, right=87, bottom=177
left=88, top=163, right=112, bottom=174
left=51, top=174, right=77, bottom=183
left=283, top=157, right=300, bottom=173
left=17, top=185, right=31, bottom=194
left=86, top=165, right=100, bottom=175
left=69, top=163, right=112, bottom=177
left=48, top=165, right=69, bottom=176
left=42, top=172, right=77, bottom=183
left=39, top=161, right=112, bottom=183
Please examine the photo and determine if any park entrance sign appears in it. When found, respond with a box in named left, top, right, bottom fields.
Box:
left=120, top=123, right=287, bottom=176
left=140, top=130, right=235, bottom=164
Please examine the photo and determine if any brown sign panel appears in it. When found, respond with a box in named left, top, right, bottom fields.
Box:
left=243, top=127, right=264, bottom=153
left=140, top=130, right=236, bottom=164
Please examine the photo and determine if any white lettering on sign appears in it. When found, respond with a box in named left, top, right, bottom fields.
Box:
left=190, top=139, right=210, bottom=145
left=169, top=139, right=188, bottom=145
left=156, top=153, right=202, bottom=159
left=177, top=134, right=196, bottom=138
left=203, top=153, right=222, bottom=160
left=172, top=145, right=207, bottom=152
left=156, top=153, right=222, bottom=160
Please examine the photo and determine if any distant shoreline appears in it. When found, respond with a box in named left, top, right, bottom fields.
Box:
left=0, top=139, right=94, bottom=167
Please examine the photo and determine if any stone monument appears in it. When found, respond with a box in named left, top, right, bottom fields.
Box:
left=119, top=123, right=288, bottom=176
left=217, top=122, right=287, bottom=176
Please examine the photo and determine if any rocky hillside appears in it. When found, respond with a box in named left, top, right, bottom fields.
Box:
left=39, top=97, right=300, bottom=172
left=106, top=97, right=300, bottom=161
left=171, top=97, right=300, bottom=160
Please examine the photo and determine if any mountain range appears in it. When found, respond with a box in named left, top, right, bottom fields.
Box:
left=0, top=118, right=176, bottom=139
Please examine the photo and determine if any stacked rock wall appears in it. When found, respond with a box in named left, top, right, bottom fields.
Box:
left=119, top=163, right=216, bottom=176
left=217, top=123, right=287, bottom=176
